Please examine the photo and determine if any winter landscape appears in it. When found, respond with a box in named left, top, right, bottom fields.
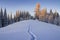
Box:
left=0, top=0, right=60, bottom=40
left=0, top=20, right=60, bottom=40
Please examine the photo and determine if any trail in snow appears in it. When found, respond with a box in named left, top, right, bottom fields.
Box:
left=28, top=25, right=37, bottom=40
left=0, top=20, right=60, bottom=40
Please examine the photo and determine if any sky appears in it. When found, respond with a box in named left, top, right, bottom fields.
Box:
left=0, top=0, right=60, bottom=16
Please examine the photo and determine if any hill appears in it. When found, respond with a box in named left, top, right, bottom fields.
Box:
left=0, top=20, right=60, bottom=40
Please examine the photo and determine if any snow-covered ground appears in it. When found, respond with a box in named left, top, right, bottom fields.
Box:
left=0, top=20, right=60, bottom=40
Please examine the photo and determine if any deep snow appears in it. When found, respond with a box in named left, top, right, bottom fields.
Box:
left=0, top=20, right=60, bottom=40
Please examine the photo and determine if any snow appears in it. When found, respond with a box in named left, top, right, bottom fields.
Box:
left=0, top=20, right=60, bottom=40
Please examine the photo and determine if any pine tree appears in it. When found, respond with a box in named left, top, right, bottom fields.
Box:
left=48, top=15, right=53, bottom=24
left=54, top=17, right=58, bottom=25
left=26, top=11, right=32, bottom=19
left=0, top=8, right=4, bottom=27
left=45, top=14, right=49, bottom=23
left=59, top=16, right=60, bottom=26
left=53, top=12, right=59, bottom=18
left=53, top=11, right=59, bottom=25
left=7, top=14, right=10, bottom=25
left=0, top=12, right=2, bottom=27
left=20, top=11, right=24, bottom=21
left=50, top=9, right=53, bottom=15
left=9, top=13, right=13, bottom=24
left=17, top=11, right=20, bottom=21
left=48, top=9, right=54, bottom=24
left=57, top=13, right=59, bottom=17
left=0, top=10, right=2, bottom=27
left=14, top=15, right=16, bottom=22
left=3, top=8, right=8, bottom=27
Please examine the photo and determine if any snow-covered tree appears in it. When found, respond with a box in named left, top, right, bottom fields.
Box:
left=54, top=17, right=58, bottom=25
left=59, top=16, right=60, bottom=26
left=9, top=13, right=14, bottom=24
left=45, top=14, right=49, bottom=23
left=48, top=15, right=54, bottom=24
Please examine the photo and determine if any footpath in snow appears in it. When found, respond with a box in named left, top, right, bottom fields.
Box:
left=0, top=20, right=60, bottom=40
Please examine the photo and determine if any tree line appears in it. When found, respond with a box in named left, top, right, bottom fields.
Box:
left=0, top=8, right=60, bottom=28
left=0, top=8, right=34, bottom=28
left=35, top=9, right=60, bottom=26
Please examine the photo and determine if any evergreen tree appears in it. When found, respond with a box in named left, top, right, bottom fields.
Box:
left=53, top=11, right=59, bottom=25
left=45, top=14, right=49, bottom=23
left=26, top=11, right=32, bottom=19
left=48, top=9, right=54, bottom=24
left=54, top=17, right=58, bottom=25
left=50, top=9, right=53, bottom=15
left=9, top=13, right=13, bottom=24
left=57, top=13, right=59, bottom=17
left=59, top=16, right=60, bottom=26
left=48, top=15, right=53, bottom=23
left=14, top=15, right=16, bottom=22
left=53, top=11, right=59, bottom=18
left=26, top=11, right=29, bottom=19
left=18, top=13, right=20, bottom=21
left=3, top=8, right=8, bottom=27
left=0, top=8, right=4, bottom=27
left=56, top=13, right=59, bottom=25
left=7, top=14, right=10, bottom=25
left=53, top=13, right=56, bottom=19
left=20, top=11, right=24, bottom=20
left=0, top=11, right=2, bottom=27
left=20, top=11, right=23, bottom=17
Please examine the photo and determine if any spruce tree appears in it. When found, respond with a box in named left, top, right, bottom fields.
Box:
left=0, top=8, right=4, bottom=27
left=9, top=13, right=13, bottom=24
left=8, top=14, right=10, bottom=25
left=3, top=8, right=8, bottom=27
left=14, top=15, right=16, bottom=22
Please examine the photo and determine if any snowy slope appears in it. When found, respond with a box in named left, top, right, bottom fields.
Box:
left=0, top=20, right=60, bottom=40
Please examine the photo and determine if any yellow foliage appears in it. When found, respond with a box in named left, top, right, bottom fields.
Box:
left=40, top=8, right=47, bottom=16
left=36, top=3, right=40, bottom=10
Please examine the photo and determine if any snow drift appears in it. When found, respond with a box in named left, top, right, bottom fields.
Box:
left=0, top=20, right=60, bottom=40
